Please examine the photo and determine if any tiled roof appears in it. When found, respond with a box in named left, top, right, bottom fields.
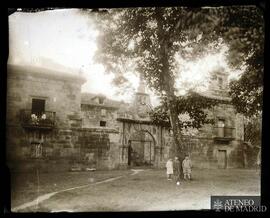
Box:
left=195, top=90, right=232, bottom=102
left=7, top=64, right=86, bottom=83
left=81, top=92, right=127, bottom=108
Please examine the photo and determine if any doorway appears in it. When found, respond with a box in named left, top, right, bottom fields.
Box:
left=217, top=150, right=227, bottom=169
left=128, top=140, right=154, bottom=166
left=32, top=98, right=45, bottom=115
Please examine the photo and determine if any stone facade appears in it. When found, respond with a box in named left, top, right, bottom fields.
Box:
left=6, top=65, right=85, bottom=166
left=173, top=69, right=246, bottom=169
left=81, top=93, right=122, bottom=130
left=182, top=103, right=245, bottom=169
left=6, top=65, right=248, bottom=172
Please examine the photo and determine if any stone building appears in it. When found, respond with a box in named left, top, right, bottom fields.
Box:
left=79, top=93, right=126, bottom=169
left=180, top=69, right=246, bottom=169
left=6, top=65, right=86, bottom=171
left=6, top=64, right=247, bottom=172
left=79, top=77, right=172, bottom=169
left=115, top=69, right=247, bottom=169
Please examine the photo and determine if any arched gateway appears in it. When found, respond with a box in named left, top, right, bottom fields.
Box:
left=127, top=129, right=155, bottom=166
left=116, top=76, right=171, bottom=168
left=117, top=118, right=170, bottom=168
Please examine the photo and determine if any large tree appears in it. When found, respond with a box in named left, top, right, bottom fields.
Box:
left=219, top=6, right=264, bottom=151
left=90, top=6, right=264, bottom=158
left=220, top=6, right=264, bottom=117
left=11, top=6, right=264, bottom=117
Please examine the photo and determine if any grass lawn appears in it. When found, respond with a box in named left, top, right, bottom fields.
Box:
left=11, top=168, right=260, bottom=212
left=10, top=169, right=132, bottom=209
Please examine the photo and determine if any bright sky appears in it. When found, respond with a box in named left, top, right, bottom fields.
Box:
left=8, top=9, right=242, bottom=106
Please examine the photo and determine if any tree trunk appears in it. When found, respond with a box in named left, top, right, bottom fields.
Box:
left=165, top=79, right=185, bottom=178
left=166, top=87, right=184, bottom=159
left=154, top=8, right=184, bottom=160
left=161, top=44, right=184, bottom=160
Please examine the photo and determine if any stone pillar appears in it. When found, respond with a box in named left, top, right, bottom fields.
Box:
left=154, top=146, right=161, bottom=167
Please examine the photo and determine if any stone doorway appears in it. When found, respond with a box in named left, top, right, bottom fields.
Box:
left=217, top=149, right=227, bottom=169
left=128, top=140, right=154, bottom=166
left=127, top=131, right=155, bottom=167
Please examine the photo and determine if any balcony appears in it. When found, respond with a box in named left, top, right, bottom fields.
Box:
left=20, top=109, right=56, bottom=129
left=213, top=127, right=235, bottom=141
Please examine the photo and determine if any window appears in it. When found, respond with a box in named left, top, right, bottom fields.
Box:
left=217, top=119, right=225, bottom=137
left=98, top=97, right=104, bottom=104
left=30, top=142, right=43, bottom=158
left=101, top=109, right=106, bottom=116
left=211, top=75, right=217, bottom=81
left=217, top=119, right=225, bottom=128
left=218, top=77, right=223, bottom=89
left=140, top=96, right=146, bottom=105
left=32, top=98, right=45, bottom=115
left=100, top=121, right=106, bottom=127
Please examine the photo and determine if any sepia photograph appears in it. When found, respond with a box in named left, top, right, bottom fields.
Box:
left=5, top=4, right=264, bottom=212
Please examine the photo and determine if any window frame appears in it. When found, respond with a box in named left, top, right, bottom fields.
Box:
left=100, top=120, right=106, bottom=127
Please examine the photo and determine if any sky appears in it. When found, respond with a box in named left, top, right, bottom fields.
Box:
left=8, top=9, right=243, bottom=106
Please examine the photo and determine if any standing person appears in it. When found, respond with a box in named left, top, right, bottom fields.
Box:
left=182, top=155, right=192, bottom=180
left=166, top=158, right=173, bottom=180
left=173, top=157, right=181, bottom=185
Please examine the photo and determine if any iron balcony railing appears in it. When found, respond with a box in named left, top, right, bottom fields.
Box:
left=213, top=127, right=235, bottom=140
left=20, top=109, right=56, bottom=129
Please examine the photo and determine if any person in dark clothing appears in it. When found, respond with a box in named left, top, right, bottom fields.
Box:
left=173, top=156, right=181, bottom=185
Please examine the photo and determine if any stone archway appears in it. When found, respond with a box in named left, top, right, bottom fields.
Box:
left=117, top=118, right=172, bottom=169
left=127, top=130, right=155, bottom=167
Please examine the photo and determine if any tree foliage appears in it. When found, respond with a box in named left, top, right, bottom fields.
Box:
left=91, top=6, right=264, bottom=156
left=11, top=7, right=264, bottom=118
left=149, top=91, right=222, bottom=129
left=218, top=6, right=264, bottom=117
left=229, top=71, right=263, bottom=117
left=244, top=116, right=262, bottom=147
left=94, top=7, right=225, bottom=94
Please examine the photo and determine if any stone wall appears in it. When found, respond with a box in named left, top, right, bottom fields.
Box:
left=7, top=65, right=85, bottom=128
left=179, top=137, right=244, bottom=169
left=6, top=126, right=122, bottom=172
left=75, top=128, right=121, bottom=169
left=81, top=104, right=119, bottom=130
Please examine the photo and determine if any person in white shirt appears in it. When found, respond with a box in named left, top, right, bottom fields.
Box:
left=166, top=158, right=173, bottom=180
